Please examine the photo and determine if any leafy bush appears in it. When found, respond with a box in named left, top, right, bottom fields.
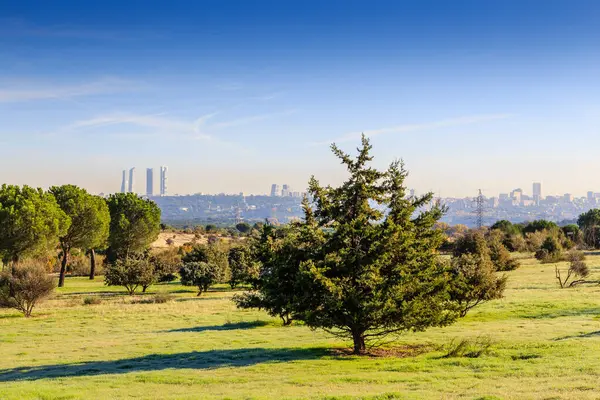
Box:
left=449, top=254, right=507, bottom=317
left=0, top=263, right=55, bottom=317
left=179, top=262, right=219, bottom=296
left=104, top=257, right=155, bottom=295
left=228, top=246, right=259, bottom=288
left=83, top=296, right=102, bottom=305
left=151, top=248, right=181, bottom=283
left=152, top=293, right=175, bottom=303
left=486, top=230, right=520, bottom=271
left=535, top=236, right=563, bottom=263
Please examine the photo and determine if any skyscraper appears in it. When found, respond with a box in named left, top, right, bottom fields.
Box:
left=120, top=170, right=127, bottom=193
left=146, top=168, right=154, bottom=197
left=128, top=167, right=135, bottom=193
left=270, top=184, right=280, bottom=197
left=160, top=166, right=168, bottom=196
left=532, top=182, right=542, bottom=203
left=282, top=184, right=290, bottom=197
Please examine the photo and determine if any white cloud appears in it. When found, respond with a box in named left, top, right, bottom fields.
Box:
left=0, top=78, right=139, bottom=103
left=210, top=109, right=296, bottom=129
left=312, top=113, right=515, bottom=146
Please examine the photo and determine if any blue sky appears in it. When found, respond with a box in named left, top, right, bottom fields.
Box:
left=1, top=0, right=600, bottom=197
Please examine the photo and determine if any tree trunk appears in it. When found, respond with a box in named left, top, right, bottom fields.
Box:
left=89, top=249, right=96, bottom=280
left=352, top=329, right=367, bottom=355
left=58, top=248, right=69, bottom=288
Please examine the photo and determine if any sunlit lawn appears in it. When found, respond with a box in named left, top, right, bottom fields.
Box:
left=2, top=255, right=600, bottom=399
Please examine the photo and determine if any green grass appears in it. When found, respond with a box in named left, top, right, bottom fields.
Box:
left=2, top=255, right=600, bottom=399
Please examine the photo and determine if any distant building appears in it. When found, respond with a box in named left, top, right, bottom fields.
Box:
left=510, top=188, right=522, bottom=204
left=146, top=168, right=154, bottom=197
left=588, top=191, right=595, bottom=204
left=270, top=184, right=280, bottom=197
left=282, top=184, right=290, bottom=197
left=532, top=182, right=542, bottom=203
left=160, top=166, right=168, bottom=196
left=120, top=170, right=128, bottom=193
left=128, top=167, right=135, bottom=193
left=563, top=193, right=573, bottom=203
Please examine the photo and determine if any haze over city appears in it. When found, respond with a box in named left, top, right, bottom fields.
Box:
left=2, top=1, right=600, bottom=197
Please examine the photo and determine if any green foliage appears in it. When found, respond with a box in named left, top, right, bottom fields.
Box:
left=0, top=185, right=70, bottom=264
left=233, top=223, right=316, bottom=325
left=179, top=261, right=219, bottom=295
left=486, top=230, right=520, bottom=271
left=449, top=254, right=507, bottom=317
left=454, top=230, right=518, bottom=271
left=181, top=243, right=229, bottom=283
left=150, top=248, right=182, bottom=283
left=522, top=220, right=559, bottom=234
left=227, top=246, right=258, bottom=288
left=105, top=193, right=161, bottom=261
left=535, top=236, right=563, bottom=263
left=562, top=224, right=582, bottom=245
left=49, top=185, right=110, bottom=287
left=83, top=296, right=102, bottom=305
left=235, top=222, right=251, bottom=234
left=104, top=257, right=155, bottom=295
left=490, top=220, right=522, bottom=236
left=245, top=136, right=464, bottom=354
left=577, top=209, right=600, bottom=248
left=0, top=263, right=56, bottom=317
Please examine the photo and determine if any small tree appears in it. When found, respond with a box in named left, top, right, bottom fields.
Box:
left=578, top=209, right=600, bottom=248
left=0, top=263, right=55, bottom=317
left=151, top=247, right=181, bottom=282
left=105, top=193, right=161, bottom=261
left=179, top=262, right=219, bottom=295
left=449, top=254, right=507, bottom=317
left=104, top=257, right=155, bottom=295
left=228, top=246, right=258, bottom=288
left=556, top=250, right=590, bottom=288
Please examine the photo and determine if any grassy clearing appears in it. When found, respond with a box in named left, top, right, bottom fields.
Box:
left=2, top=255, right=600, bottom=399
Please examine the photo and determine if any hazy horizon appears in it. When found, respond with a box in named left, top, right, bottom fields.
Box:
left=2, top=1, right=600, bottom=197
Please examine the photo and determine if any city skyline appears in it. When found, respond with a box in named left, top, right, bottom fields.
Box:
left=3, top=2, right=600, bottom=196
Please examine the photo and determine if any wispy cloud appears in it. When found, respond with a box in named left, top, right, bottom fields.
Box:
left=312, top=114, right=515, bottom=146
left=0, top=78, right=140, bottom=103
left=211, top=110, right=297, bottom=130
left=60, top=109, right=289, bottom=141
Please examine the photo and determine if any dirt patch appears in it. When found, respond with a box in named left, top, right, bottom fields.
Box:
left=330, top=343, right=433, bottom=358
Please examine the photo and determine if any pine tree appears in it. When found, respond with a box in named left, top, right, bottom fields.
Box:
left=300, top=136, right=460, bottom=354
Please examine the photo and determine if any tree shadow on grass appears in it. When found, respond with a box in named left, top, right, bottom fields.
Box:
left=554, top=331, right=600, bottom=340
left=0, top=347, right=329, bottom=382
left=166, top=321, right=270, bottom=333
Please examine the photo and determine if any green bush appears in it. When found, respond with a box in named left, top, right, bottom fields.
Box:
left=83, top=296, right=102, bottom=305
left=0, top=263, right=56, bottom=317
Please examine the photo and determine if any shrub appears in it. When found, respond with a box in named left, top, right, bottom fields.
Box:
left=556, top=251, right=590, bottom=288
left=0, top=264, right=55, bottom=317
left=179, top=262, right=219, bottom=296
left=449, top=254, right=507, bottom=317
left=486, top=231, right=520, bottom=271
left=104, top=257, right=155, bottom=295
left=152, top=293, right=175, bottom=303
left=83, top=296, right=102, bottom=305
left=443, top=336, right=494, bottom=358
left=535, top=236, right=563, bottom=263
left=151, top=248, right=182, bottom=283
left=228, top=246, right=259, bottom=288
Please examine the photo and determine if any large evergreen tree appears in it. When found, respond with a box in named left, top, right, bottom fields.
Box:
left=301, top=136, right=460, bottom=353
left=50, top=185, right=110, bottom=287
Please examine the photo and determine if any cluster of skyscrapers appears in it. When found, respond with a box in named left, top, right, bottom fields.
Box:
left=121, top=166, right=168, bottom=196
left=270, top=184, right=303, bottom=198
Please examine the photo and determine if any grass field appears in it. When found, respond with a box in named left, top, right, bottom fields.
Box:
left=2, top=255, right=600, bottom=399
